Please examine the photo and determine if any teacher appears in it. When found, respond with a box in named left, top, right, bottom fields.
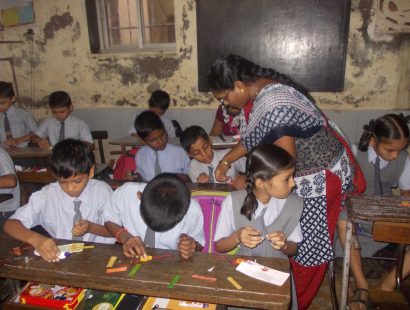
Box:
left=208, top=54, right=364, bottom=309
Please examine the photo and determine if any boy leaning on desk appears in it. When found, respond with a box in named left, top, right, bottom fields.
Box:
left=4, top=139, right=115, bottom=262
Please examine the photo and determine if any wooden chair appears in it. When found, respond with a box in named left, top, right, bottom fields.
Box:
left=91, top=130, right=108, bottom=164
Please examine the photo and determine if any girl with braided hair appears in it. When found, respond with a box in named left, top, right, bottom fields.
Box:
left=214, top=144, right=303, bottom=308
left=337, top=113, right=410, bottom=309
left=208, top=54, right=364, bottom=309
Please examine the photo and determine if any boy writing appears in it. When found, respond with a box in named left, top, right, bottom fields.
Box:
left=180, top=125, right=246, bottom=188
left=4, top=139, right=115, bottom=263
left=0, top=146, right=20, bottom=229
left=129, top=89, right=176, bottom=138
left=0, top=81, right=37, bottom=147
left=104, top=173, right=204, bottom=259
left=31, top=91, right=93, bottom=149
left=133, top=110, right=190, bottom=182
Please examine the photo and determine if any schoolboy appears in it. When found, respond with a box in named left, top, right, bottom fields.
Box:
left=133, top=110, right=190, bottom=182
left=180, top=125, right=246, bottom=186
left=31, top=91, right=93, bottom=149
left=104, top=173, right=204, bottom=259
left=0, top=146, right=20, bottom=230
left=0, top=81, right=37, bottom=147
left=129, top=90, right=176, bottom=138
left=4, top=139, right=115, bottom=263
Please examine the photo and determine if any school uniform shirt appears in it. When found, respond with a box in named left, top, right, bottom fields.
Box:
left=10, top=179, right=115, bottom=244
left=188, top=149, right=246, bottom=183
left=351, top=144, right=410, bottom=190
left=0, top=147, right=20, bottom=212
left=129, top=113, right=176, bottom=138
left=136, top=143, right=190, bottom=182
left=104, top=182, right=205, bottom=249
left=0, top=105, right=38, bottom=147
left=35, top=114, right=93, bottom=146
left=214, top=194, right=303, bottom=243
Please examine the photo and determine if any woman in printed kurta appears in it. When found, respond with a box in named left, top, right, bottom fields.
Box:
left=208, top=54, right=364, bottom=309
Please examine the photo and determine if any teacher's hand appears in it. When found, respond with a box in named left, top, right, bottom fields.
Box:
left=215, top=161, right=230, bottom=182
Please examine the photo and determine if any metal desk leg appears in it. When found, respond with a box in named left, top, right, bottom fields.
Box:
left=340, top=219, right=353, bottom=310
left=396, top=244, right=407, bottom=291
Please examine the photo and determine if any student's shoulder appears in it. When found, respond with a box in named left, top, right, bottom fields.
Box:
left=115, top=182, right=147, bottom=195
left=87, top=179, right=113, bottom=193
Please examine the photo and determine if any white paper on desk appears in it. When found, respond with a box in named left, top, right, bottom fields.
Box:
left=236, top=260, right=290, bottom=286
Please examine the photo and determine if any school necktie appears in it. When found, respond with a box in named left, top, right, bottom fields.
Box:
left=374, top=156, right=383, bottom=195
left=72, top=200, right=83, bottom=241
left=59, top=122, right=65, bottom=141
left=4, top=112, right=13, bottom=139
left=144, top=226, right=155, bottom=248
left=154, top=151, right=161, bottom=175
left=208, top=166, right=214, bottom=183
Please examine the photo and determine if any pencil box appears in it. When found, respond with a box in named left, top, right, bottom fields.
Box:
left=19, top=281, right=85, bottom=309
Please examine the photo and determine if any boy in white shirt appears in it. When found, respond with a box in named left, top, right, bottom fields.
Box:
left=0, top=81, right=37, bottom=147
left=129, top=90, right=176, bottom=138
left=104, top=173, right=205, bottom=259
left=180, top=125, right=245, bottom=188
left=31, top=91, right=93, bottom=149
left=133, top=111, right=190, bottom=182
left=4, top=139, right=115, bottom=262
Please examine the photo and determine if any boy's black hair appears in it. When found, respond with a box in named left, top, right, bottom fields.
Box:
left=148, top=90, right=170, bottom=111
left=140, top=173, right=191, bottom=232
left=134, top=110, right=165, bottom=139
left=48, top=91, right=72, bottom=109
left=179, top=125, right=210, bottom=153
left=50, top=139, right=95, bottom=178
left=0, top=81, right=15, bottom=98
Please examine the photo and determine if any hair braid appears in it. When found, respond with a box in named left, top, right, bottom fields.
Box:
left=241, top=166, right=258, bottom=220
left=358, top=120, right=375, bottom=152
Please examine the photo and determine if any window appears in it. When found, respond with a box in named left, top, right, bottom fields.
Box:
left=86, top=0, right=175, bottom=53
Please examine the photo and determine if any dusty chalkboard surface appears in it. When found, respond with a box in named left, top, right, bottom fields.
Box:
left=197, top=0, right=350, bottom=92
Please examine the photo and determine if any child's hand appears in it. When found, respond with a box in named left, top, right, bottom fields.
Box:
left=122, top=235, right=147, bottom=258
left=38, top=138, right=51, bottom=149
left=197, top=173, right=209, bottom=183
left=31, top=234, right=60, bottom=262
left=178, top=233, right=196, bottom=259
left=266, top=231, right=288, bottom=251
left=4, top=138, right=20, bottom=147
left=215, top=163, right=230, bottom=182
left=72, top=220, right=89, bottom=236
left=237, top=226, right=263, bottom=249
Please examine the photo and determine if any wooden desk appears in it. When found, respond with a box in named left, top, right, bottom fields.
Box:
left=109, top=136, right=237, bottom=154
left=0, top=234, right=291, bottom=309
left=340, top=195, right=410, bottom=309
left=5, top=147, right=51, bottom=159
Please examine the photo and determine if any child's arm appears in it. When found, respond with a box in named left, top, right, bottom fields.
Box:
left=215, top=226, right=263, bottom=253
left=104, top=221, right=147, bottom=258
left=0, top=174, right=17, bottom=188
left=3, top=219, right=60, bottom=262
left=266, top=231, right=298, bottom=256
left=4, top=133, right=33, bottom=147
left=178, top=233, right=203, bottom=259
left=72, top=220, right=113, bottom=238
left=400, top=189, right=410, bottom=197
left=30, top=133, right=50, bottom=149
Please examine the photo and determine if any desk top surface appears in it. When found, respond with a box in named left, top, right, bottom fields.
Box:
left=109, top=136, right=238, bottom=149
left=347, top=194, right=410, bottom=222
left=5, top=147, right=51, bottom=159
left=0, top=235, right=290, bottom=309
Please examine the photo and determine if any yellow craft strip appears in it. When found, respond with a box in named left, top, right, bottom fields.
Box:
left=83, top=245, right=95, bottom=249
left=227, top=276, right=242, bottom=290
left=106, top=256, right=117, bottom=267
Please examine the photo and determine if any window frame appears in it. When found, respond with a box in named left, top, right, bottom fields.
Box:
left=94, top=0, right=176, bottom=53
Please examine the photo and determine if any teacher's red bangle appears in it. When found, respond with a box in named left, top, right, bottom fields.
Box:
left=115, top=228, right=128, bottom=243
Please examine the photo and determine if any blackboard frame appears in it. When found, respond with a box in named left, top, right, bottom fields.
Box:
left=197, top=0, right=351, bottom=92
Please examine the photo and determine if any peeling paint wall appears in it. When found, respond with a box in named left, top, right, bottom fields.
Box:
left=0, top=0, right=408, bottom=121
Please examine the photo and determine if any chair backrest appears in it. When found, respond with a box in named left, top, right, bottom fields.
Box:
left=172, top=119, right=183, bottom=138
left=191, top=190, right=229, bottom=253
left=91, top=130, right=108, bottom=163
